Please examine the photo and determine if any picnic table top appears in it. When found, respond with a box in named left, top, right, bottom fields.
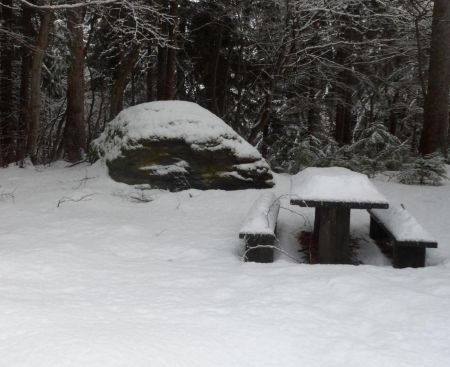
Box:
left=290, top=167, right=389, bottom=209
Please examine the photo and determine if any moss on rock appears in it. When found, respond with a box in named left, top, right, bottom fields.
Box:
left=106, top=138, right=274, bottom=191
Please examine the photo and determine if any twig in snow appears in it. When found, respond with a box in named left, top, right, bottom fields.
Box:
left=66, top=159, right=87, bottom=168
left=72, top=169, right=97, bottom=190
left=57, top=193, right=95, bottom=207
left=241, top=241, right=302, bottom=263
left=280, top=205, right=312, bottom=231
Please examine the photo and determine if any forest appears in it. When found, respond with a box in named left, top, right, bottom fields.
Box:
left=0, top=0, right=449, bottom=183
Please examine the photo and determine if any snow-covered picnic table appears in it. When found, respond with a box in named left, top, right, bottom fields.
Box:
left=290, top=167, right=389, bottom=264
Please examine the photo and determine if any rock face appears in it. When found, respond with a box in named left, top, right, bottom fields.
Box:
left=91, top=101, right=274, bottom=191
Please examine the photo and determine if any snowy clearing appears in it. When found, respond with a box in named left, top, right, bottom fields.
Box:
left=0, top=163, right=449, bottom=367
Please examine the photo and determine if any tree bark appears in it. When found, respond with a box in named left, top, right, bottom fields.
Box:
left=165, top=0, right=178, bottom=100
left=157, top=0, right=169, bottom=100
left=0, top=0, right=15, bottom=166
left=64, top=7, right=86, bottom=162
left=26, top=10, right=51, bottom=162
left=307, top=75, right=319, bottom=136
left=208, top=30, right=223, bottom=115
left=419, top=0, right=450, bottom=156
left=17, top=5, right=34, bottom=163
left=388, top=93, right=399, bottom=136
left=109, top=47, right=140, bottom=119
left=146, top=45, right=155, bottom=102
left=335, top=93, right=353, bottom=145
left=335, top=69, right=353, bottom=146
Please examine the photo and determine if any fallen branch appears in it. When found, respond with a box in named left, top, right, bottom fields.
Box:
left=57, top=193, right=94, bottom=207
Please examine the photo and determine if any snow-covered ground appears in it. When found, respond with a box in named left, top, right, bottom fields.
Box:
left=0, top=162, right=449, bottom=367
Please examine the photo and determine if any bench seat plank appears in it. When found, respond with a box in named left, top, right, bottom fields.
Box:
left=239, top=192, right=280, bottom=263
left=239, top=192, right=280, bottom=238
left=368, top=205, right=438, bottom=268
left=368, top=206, right=437, bottom=248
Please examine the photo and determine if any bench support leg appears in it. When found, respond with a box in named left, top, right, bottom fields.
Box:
left=318, top=207, right=350, bottom=264
left=393, top=246, right=426, bottom=268
left=244, top=235, right=275, bottom=263
left=313, top=208, right=321, bottom=241
left=369, top=217, right=388, bottom=240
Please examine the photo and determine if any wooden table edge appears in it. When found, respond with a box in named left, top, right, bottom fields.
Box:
left=289, top=199, right=389, bottom=209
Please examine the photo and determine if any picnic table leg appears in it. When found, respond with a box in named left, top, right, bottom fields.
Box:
left=244, top=235, right=275, bottom=263
left=318, top=207, right=351, bottom=264
left=313, top=208, right=321, bottom=240
left=393, top=246, right=426, bottom=268
left=369, top=217, right=388, bottom=240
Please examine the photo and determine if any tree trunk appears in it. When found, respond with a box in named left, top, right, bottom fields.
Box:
left=0, top=0, right=15, bottom=166
left=146, top=64, right=155, bottom=102
left=109, top=47, right=140, bottom=119
left=26, top=10, right=51, bottom=162
left=388, top=93, right=399, bottom=136
left=157, top=0, right=169, bottom=100
left=17, top=5, right=34, bottom=163
left=248, top=89, right=273, bottom=146
left=165, top=0, right=178, bottom=100
left=307, top=75, right=319, bottom=136
left=208, top=31, right=223, bottom=115
left=64, top=7, right=86, bottom=162
left=146, top=45, right=155, bottom=102
left=419, top=0, right=450, bottom=156
left=335, top=70, right=353, bottom=146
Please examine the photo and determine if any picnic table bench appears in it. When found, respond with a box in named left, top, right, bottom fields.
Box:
left=239, top=192, right=280, bottom=263
left=368, top=206, right=438, bottom=268
left=239, top=167, right=437, bottom=267
left=290, top=167, right=389, bottom=264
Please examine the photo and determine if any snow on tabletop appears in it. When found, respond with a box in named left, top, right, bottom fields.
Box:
left=239, top=192, right=280, bottom=235
left=93, top=100, right=261, bottom=161
left=370, top=205, right=437, bottom=243
left=291, top=167, right=388, bottom=204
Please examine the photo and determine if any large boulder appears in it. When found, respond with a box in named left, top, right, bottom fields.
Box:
left=92, top=101, right=274, bottom=191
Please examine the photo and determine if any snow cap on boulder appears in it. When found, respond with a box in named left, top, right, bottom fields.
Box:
left=92, top=101, right=274, bottom=191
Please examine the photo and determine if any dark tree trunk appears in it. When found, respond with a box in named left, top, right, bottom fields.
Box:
left=157, top=45, right=168, bottom=100
left=419, top=0, right=450, bottom=156
left=0, top=0, right=15, bottom=166
left=176, top=9, right=187, bottom=100
left=165, top=0, right=178, bottom=100
left=109, top=47, right=140, bottom=119
left=388, top=93, right=399, bottom=136
left=146, top=65, right=155, bottom=102
left=247, top=23, right=289, bottom=147
left=208, top=31, right=223, bottom=115
left=26, top=10, right=51, bottom=162
left=146, top=45, right=155, bottom=102
left=16, top=5, right=34, bottom=164
left=335, top=71, right=353, bottom=146
left=307, top=76, right=319, bottom=136
left=64, top=7, right=86, bottom=162
left=248, top=90, right=273, bottom=146
left=335, top=98, right=353, bottom=145
left=157, top=0, right=169, bottom=100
